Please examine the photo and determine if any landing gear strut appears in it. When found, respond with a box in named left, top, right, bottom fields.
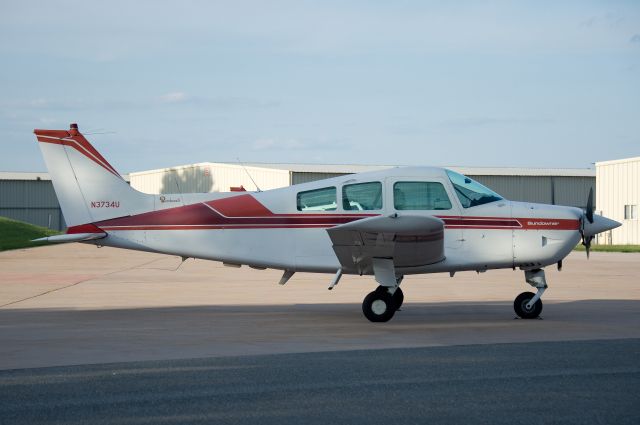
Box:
left=375, top=285, right=404, bottom=310
left=514, top=268, right=547, bottom=319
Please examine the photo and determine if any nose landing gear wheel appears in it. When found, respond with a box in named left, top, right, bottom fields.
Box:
left=362, top=290, right=396, bottom=322
left=514, top=291, right=543, bottom=319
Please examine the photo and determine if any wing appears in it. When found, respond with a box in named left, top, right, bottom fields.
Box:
left=326, top=214, right=445, bottom=275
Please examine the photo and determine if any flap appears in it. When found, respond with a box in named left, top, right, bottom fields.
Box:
left=327, top=214, right=445, bottom=274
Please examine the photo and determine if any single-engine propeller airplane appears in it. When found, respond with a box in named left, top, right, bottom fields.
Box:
left=33, top=124, right=621, bottom=322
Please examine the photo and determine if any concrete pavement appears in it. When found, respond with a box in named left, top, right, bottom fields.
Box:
left=1, top=244, right=639, bottom=370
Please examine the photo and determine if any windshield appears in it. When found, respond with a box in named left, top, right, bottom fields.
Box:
left=446, top=169, right=503, bottom=208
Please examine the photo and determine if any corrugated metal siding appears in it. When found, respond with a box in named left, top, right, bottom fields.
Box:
left=553, top=176, right=594, bottom=208
left=596, top=158, right=639, bottom=244
left=471, top=176, right=553, bottom=204
left=208, top=166, right=289, bottom=193
left=292, top=172, right=350, bottom=185
left=0, top=208, right=64, bottom=230
left=471, top=175, right=594, bottom=208
left=0, top=180, right=64, bottom=230
left=0, top=180, right=60, bottom=208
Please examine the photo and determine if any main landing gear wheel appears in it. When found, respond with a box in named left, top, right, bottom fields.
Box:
left=514, top=291, right=543, bottom=319
left=375, top=286, right=404, bottom=311
left=362, top=290, right=396, bottom=322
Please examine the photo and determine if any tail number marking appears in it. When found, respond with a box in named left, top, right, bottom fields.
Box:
left=91, top=201, right=121, bottom=208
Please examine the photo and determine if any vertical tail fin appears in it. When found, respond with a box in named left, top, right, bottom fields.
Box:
left=34, top=123, right=151, bottom=228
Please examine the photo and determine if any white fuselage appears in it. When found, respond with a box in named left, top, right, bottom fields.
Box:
left=93, top=167, right=583, bottom=275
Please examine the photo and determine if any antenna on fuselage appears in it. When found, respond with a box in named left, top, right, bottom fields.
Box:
left=236, top=157, right=262, bottom=192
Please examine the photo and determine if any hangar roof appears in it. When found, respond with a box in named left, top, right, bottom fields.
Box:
left=240, top=163, right=595, bottom=177
left=595, top=156, right=640, bottom=166
left=0, top=171, right=52, bottom=180
left=0, top=171, right=130, bottom=181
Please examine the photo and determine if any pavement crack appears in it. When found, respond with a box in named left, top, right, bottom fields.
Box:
left=0, top=257, right=166, bottom=309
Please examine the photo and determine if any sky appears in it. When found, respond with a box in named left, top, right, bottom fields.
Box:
left=0, top=0, right=639, bottom=173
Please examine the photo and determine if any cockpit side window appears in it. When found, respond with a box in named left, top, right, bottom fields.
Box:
left=342, top=182, right=383, bottom=211
left=297, top=187, right=337, bottom=211
left=394, top=181, right=452, bottom=210
left=445, top=170, right=503, bottom=208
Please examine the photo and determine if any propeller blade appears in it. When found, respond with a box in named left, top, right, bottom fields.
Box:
left=581, top=234, right=593, bottom=259
left=586, top=187, right=594, bottom=224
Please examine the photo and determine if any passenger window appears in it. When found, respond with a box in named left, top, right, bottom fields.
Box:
left=342, top=182, right=382, bottom=211
left=297, top=187, right=337, bottom=211
left=394, top=181, right=452, bottom=210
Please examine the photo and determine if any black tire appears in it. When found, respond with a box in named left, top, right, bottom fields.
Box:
left=514, top=291, right=543, bottom=319
left=393, top=287, right=404, bottom=310
left=362, top=290, right=396, bottom=322
left=374, top=285, right=388, bottom=294
left=374, top=286, right=404, bottom=311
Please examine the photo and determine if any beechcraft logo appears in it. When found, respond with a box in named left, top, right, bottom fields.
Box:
left=159, top=196, right=180, bottom=203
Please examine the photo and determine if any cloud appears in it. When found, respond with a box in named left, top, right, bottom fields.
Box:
left=155, top=92, right=280, bottom=109
left=159, top=92, right=188, bottom=104
left=0, top=93, right=280, bottom=116
left=442, top=116, right=556, bottom=129
left=630, top=34, right=640, bottom=44
left=30, top=98, right=49, bottom=107
left=580, top=13, right=624, bottom=29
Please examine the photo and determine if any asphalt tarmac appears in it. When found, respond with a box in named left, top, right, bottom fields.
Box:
left=1, top=339, right=638, bottom=425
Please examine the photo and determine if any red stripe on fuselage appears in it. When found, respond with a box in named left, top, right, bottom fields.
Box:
left=100, top=224, right=337, bottom=231
left=205, top=194, right=273, bottom=217
left=440, top=218, right=521, bottom=228
left=93, top=201, right=370, bottom=230
left=438, top=216, right=579, bottom=230
left=518, top=218, right=580, bottom=230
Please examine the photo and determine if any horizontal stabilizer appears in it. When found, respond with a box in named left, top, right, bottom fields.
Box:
left=32, top=232, right=107, bottom=244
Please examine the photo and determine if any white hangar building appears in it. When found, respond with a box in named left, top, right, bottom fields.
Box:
left=596, top=156, right=640, bottom=245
